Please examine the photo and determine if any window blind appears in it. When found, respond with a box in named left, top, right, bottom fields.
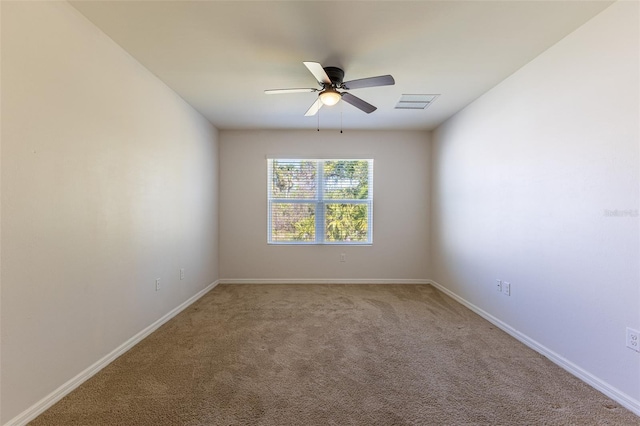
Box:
left=268, top=159, right=373, bottom=244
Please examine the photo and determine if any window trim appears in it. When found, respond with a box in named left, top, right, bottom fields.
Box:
left=267, top=158, right=373, bottom=245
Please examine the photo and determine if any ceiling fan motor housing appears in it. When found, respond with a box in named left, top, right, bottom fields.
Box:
left=323, top=66, right=345, bottom=87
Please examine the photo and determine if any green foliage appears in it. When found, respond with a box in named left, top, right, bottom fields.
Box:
left=293, top=214, right=315, bottom=241
left=323, top=160, right=369, bottom=199
left=271, top=203, right=315, bottom=242
left=325, top=204, right=368, bottom=242
left=272, top=160, right=316, bottom=198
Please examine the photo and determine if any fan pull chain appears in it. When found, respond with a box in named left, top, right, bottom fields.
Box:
left=340, top=102, right=343, bottom=134
left=317, top=106, right=320, bottom=131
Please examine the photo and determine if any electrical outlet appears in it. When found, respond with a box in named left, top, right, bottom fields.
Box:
left=180, top=268, right=185, bottom=280
left=155, top=278, right=161, bottom=291
left=626, top=327, right=640, bottom=352
left=340, top=253, right=346, bottom=263
left=496, top=279, right=502, bottom=292
left=502, top=281, right=511, bottom=296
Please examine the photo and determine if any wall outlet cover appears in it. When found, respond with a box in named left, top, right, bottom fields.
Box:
left=626, top=327, right=640, bottom=352
left=502, top=281, right=511, bottom=296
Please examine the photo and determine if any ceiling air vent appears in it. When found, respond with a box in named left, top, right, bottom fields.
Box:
left=395, top=94, right=439, bottom=110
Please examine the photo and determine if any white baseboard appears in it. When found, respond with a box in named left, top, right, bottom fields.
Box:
left=427, top=279, right=640, bottom=418
left=218, top=278, right=430, bottom=285
left=4, top=281, right=219, bottom=426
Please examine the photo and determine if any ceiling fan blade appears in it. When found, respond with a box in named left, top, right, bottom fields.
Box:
left=264, top=88, right=318, bottom=95
left=341, top=92, right=377, bottom=114
left=342, top=75, right=395, bottom=90
left=304, top=97, right=323, bottom=116
left=303, top=61, right=331, bottom=85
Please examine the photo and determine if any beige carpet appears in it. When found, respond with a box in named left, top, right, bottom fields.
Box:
left=30, top=284, right=639, bottom=425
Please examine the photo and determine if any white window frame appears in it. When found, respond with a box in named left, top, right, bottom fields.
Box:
left=267, top=158, right=373, bottom=245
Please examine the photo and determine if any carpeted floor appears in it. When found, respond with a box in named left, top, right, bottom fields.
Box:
left=30, top=284, right=639, bottom=425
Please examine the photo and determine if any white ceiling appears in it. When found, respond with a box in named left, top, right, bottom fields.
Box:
left=69, top=1, right=613, bottom=131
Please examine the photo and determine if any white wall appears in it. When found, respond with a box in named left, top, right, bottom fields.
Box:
left=219, top=130, right=430, bottom=282
left=431, top=0, right=639, bottom=411
left=1, top=2, right=219, bottom=423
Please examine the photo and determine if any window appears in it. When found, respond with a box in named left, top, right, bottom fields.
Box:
left=268, top=159, right=373, bottom=244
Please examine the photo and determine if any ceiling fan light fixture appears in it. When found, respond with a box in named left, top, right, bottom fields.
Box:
left=319, top=89, right=341, bottom=106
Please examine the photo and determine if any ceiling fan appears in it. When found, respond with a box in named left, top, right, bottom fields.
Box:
left=265, top=61, right=395, bottom=116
